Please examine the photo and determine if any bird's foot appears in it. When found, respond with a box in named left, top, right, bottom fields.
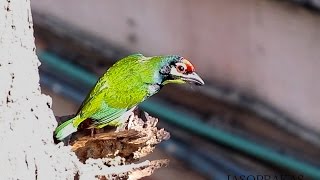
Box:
left=115, top=112, right=135, bottom=132
left=90, top=128, right=96, bottom=138
left=127, top=112, right=135, bottom=129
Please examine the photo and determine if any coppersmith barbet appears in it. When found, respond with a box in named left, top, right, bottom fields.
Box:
left=55, top=54, right=204, bottom=140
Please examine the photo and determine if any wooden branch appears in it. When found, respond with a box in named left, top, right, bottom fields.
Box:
left=56, top=112, right=170, bottom=179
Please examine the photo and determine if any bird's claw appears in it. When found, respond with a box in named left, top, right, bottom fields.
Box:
left=127, top=112, right=135, bottom=129
left=116, top=112, right=135, bottom=132
left=90, top=128, right=96, bottom=138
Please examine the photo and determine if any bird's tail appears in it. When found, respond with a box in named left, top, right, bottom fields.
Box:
left=55, top=116, right=79, bottom=140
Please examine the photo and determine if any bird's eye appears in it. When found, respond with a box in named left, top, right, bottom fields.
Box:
left=176, top=63, right=187, bottom=73
left=178, top=65, right=185, bottom=71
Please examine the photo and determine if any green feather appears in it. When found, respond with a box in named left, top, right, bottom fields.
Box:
left=55, top=116, right=78, bottom=140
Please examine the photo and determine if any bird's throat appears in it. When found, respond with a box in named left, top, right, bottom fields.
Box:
left=162, top=79, right=186, bottom=85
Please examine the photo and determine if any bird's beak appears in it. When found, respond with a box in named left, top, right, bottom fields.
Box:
left=181, top=72, right=205, bottom=86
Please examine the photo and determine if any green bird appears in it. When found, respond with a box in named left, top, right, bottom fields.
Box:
left=55, top=54, right=204, bottom=140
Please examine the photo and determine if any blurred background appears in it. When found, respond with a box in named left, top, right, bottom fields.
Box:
left=31, top=0, right=320, bottom=179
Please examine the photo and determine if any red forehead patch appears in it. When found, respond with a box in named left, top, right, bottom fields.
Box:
left=182, top=58, right=195, bottom=73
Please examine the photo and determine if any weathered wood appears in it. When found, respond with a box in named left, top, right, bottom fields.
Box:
left=56, top=114, right=170, bottom=163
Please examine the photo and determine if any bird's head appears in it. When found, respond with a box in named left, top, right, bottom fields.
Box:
left=159, top=56, right=205, bottom=86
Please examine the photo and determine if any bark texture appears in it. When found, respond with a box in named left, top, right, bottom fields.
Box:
left=0, top=1, right=169, bottom=179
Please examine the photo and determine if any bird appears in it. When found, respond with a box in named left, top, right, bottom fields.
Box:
left=55, top=54, right=204, bottom=140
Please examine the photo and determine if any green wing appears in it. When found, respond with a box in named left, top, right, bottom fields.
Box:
left=73, top=88, right=128, bottom=127
left=77, top=74, right=109, bottom=114
left=89, top=101, right=128, bottom=128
